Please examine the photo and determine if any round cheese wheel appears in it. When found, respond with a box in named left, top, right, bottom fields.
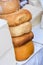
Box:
left=0, top=0, right=20, bottom=14
left=14, top=41, right=34, bottom=61
left=0, top=9, right=32, bottom=26
left=12, top=32, right=34, bottom=47
left=10, top=22, right=32, bottom=37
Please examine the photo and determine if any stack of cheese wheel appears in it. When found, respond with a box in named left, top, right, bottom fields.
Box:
left=9, top=9, right=34, bottom=61
left=0, top=0, right=34, bottom=61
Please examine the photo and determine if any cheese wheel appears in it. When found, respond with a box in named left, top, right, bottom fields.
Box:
left=14, top=41, right=34, bottom=61
left=12, top=32, right=34, bottom=47
left=0, top=9, right=32, bottom=26
left=0, top=0, right=20, bottom=14
left=10, top=22, right=32, bottom=37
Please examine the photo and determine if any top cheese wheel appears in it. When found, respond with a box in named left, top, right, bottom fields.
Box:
left=0, top=0, right=20, bottom=14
